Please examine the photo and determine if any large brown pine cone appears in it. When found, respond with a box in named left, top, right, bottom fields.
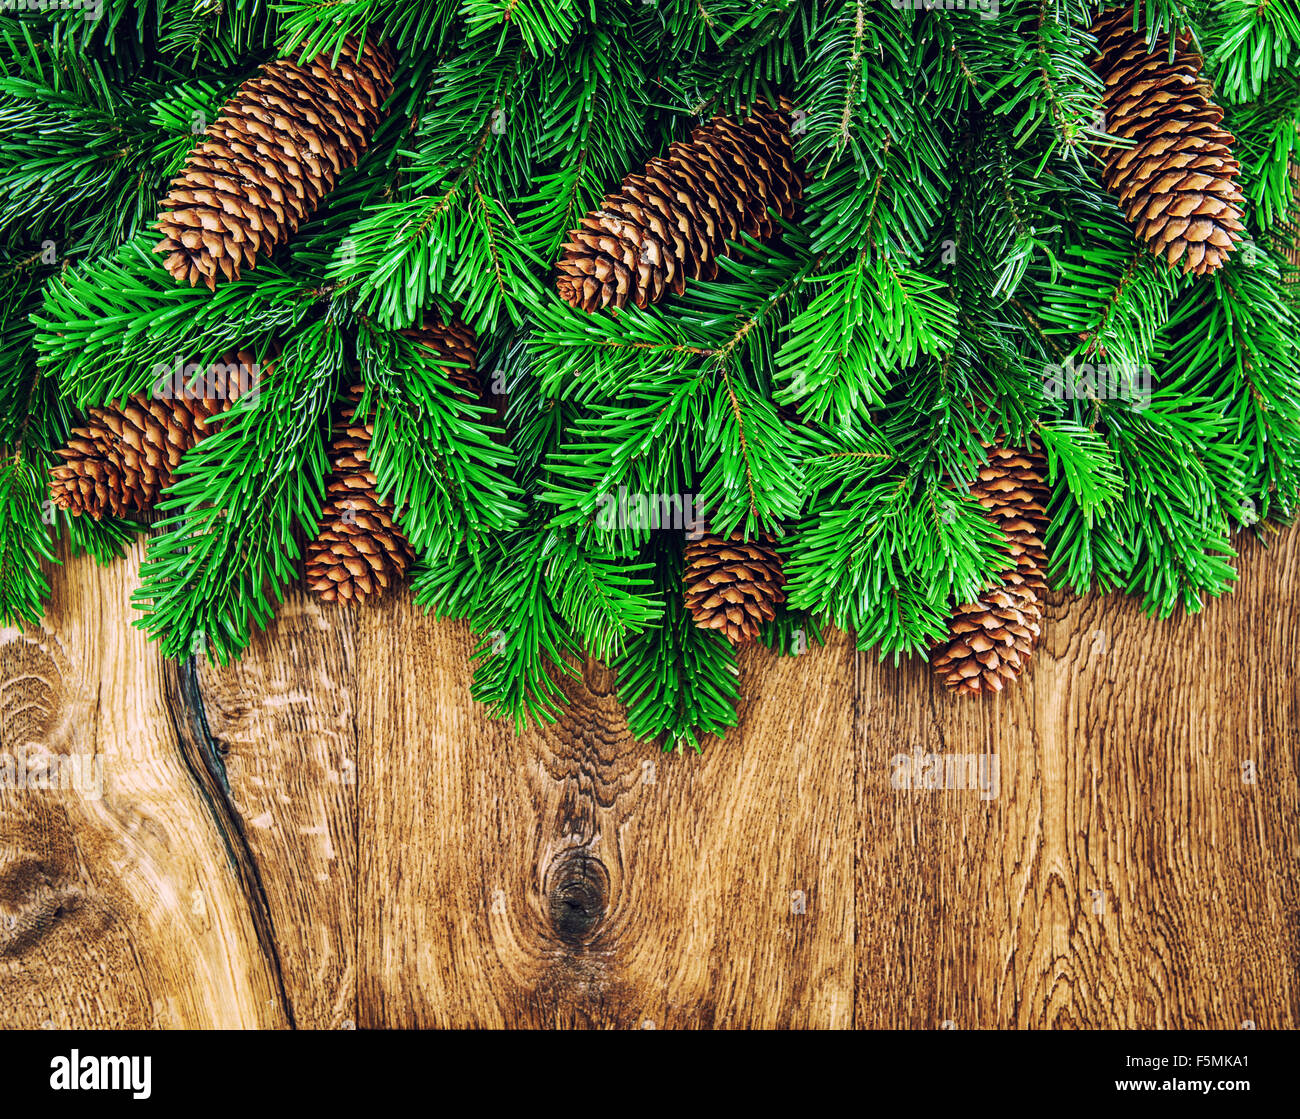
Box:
left=932, top=442, right=1051, bottom=697
left=49, top=350, right=265, bottom=518
left=556, top=100, right=804, bottom=312
left=305, top=386, right=414, bottom=604
left=398, top=317, right=481, bottom=398
left=683, top=527, right=787, bottom=644
left=1090, top=7, right=1245, bottom=275
left=155, top=36, right=395, bottom=289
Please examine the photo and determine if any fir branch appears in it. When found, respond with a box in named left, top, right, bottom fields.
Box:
left=34, top=233, right=312, bottom=406
left=275, top=0, right=460, bottom=60
left=614, top=539, right=739, bottom=751
left=358, top=324, right=527, bottom=557
left=783, top=424, right=1004, bottom=656
left=1204, top=0, right=1300, bottom=103
left=414, top=523, right=581, bottom=728
left=461, top=0, right=583, bottom=56
left=1161, top=255, right=1300, bottom=518
left=0, top=458, right=54, bottom=626
left=132, top=319, right=341, bottom=662
left=775, top=252, right=959, bottom=427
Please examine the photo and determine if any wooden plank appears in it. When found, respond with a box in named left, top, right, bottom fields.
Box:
left=194, top=586, right=359, bottom=1029
left=0, top=540, right=289, bottom=1028
left=856, top=527, right=1300, bottom=1029
left=4, top=527, right=1297, bottom=1028
left=355, top=605, right=857, bottom=1028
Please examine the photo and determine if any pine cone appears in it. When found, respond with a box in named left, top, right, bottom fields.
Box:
left=932, top=442, right=1051, bottom=697
left=398, top=317, right=481, bottom=398
left=155, top=36, right=396, bottom=290
left=556, top=100, right=804, bottom=312
left=305, top=386, right=414, bottom=604
left=1090, top=7, right=1245, bottom=275
left=683, top=528, right=787, bottom=644
left=49, top=350, right=264, bottom=518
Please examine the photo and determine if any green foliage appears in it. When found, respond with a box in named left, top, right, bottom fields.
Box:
left=1205, top=0, right=1300, bottom=103
left=413, top=523, right=581, bottom=727
left=0, top=249, right=141, bottom=623
left=34, top=234, right=307, bottom=405
left=2, top=0, right=1300, bottom=747
left=1226, top=71, right=1300, bottom=237
left=950, top=0, right=1107, bottom=157
left=0, top=458, right=55, bottom=626
left=783, top=424, right=1006, bottom=656
left=132, top=319, right=340, bottom=661
left=615, top=542, right=739, bottom=752
left=775, top=253, right=959, bottom=427
left=359, top=325, right=527, bottom=554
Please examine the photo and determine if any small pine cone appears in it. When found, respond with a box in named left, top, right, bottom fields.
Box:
left=556, top=100, right=804, bottom=312
left=398, top=317, right=481, bottom=398
left=155, top=36, right=396, bottom=289
left=49, top=350, right=264, bottom=518
left=683, top=528, right=787, bottom=644
left=305, top=386, right=414, bottom=604
left=932, top=442, right=1051, bottom=697
left=1089, top=7, right=1245, bottom=275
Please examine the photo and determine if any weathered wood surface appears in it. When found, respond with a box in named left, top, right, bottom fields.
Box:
left=1, top=528, right=1296, bottom=1028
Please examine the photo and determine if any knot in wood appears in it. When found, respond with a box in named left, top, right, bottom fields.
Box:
left=546, top=851, right=609, bottom=945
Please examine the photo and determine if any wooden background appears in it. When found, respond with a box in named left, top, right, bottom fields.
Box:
left=1, top=525, right=1296, bottom=1030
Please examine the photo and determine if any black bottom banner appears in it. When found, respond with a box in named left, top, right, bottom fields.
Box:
left=0, top=1025, right=1284, bottom=1107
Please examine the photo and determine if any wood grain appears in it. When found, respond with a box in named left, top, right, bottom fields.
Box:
left=1, top=529, right=1296, bottom=1028
left=196, top=588, right=359, bottom=1029
left=354, top=610, right=855, bottom=1028
left=856, top=528, right=1300, bottom=1029
left=0, top=539, right=287, bottom=1028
